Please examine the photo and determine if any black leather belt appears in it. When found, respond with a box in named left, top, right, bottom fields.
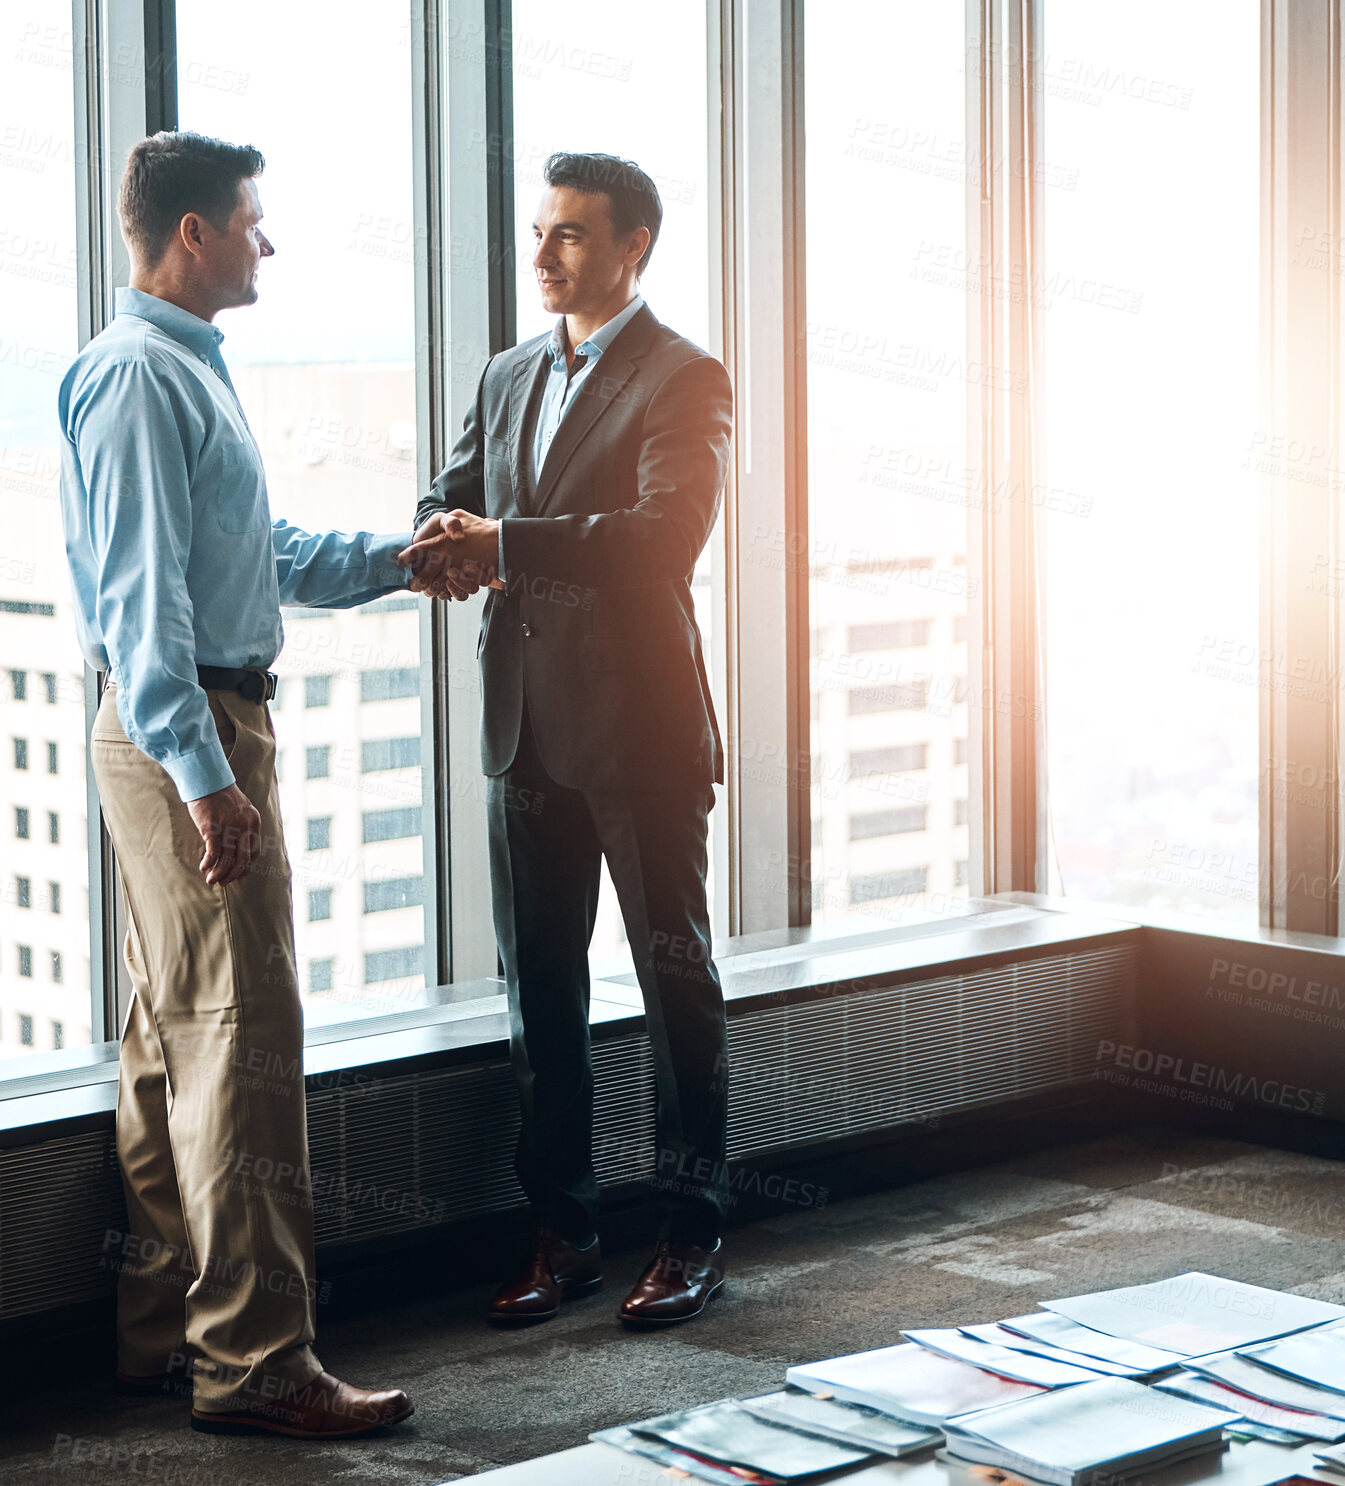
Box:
left=197, top=666, right=278, bottom=703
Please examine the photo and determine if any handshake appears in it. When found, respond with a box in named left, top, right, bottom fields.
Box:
left=396, top=510, right=506, bottom=602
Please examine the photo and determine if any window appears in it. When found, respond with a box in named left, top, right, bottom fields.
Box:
left=1041, top=2, right=1259, bottom=921
left=48, top=811, right=59, bottom=845
left=17, top=947, right=32, bottom=978
left=18, top=1014, right=33, bottom=1047
left=15, top=808, right=29, bottom=841
left=361, top=737, right=420, bottom=773
left=364, top=946, right=421, bottom=983
left=50, top=951, right=62, bottom=984
left=954, top=738, right=967, bottom=767
left=359, top=668, right=420, bottom=703
left=305, top=746, right=330, bottom=780
left=46, top=742, right=57, bottom=774
left=848, top=683, right=929, bottom=716
left=849, top=745, right=928, bottom=779
left=15, top=877, right=30, bottom=909
left=511, top=0, right=719, bottom=967
left=850, top=808, right=928, bottom=841
left=48, top=881, right=60, bottom=914
left=308, top=889, right=332, bottom=922
left=10, top=671, right=25, bottom=702
left=177, top=0, right=429, bottom=1020
left=363, top=876, right=424, bottom=913
left=362, top=808, right=421, bottom=844
left=850, top=868, right=929, bottom=906
left=42, top=672, right=56, bottom=703
left=13, top=738, right=27, bottom=770
left=306, top=818, right=332, bottom=852
left=848, top=621, right=932, bottom=652
left=51, top=1020, right=63, bottom=1050
left=308, top=958, right=334, bottom=994
left=955, top=799, right=969, bottom=827
left=806, top=2, right=969, bottom=918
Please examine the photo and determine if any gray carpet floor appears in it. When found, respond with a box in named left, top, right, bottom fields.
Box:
left=6, top=1123, right=1345, bottom=1484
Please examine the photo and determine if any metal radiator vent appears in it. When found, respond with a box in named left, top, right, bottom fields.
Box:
left=0, top=941, right=1132, bottom=1321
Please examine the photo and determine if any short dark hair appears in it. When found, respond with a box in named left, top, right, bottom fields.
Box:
left=543, top=152, right=662, bottom=273
left=118, top=130, right=265, bottom=266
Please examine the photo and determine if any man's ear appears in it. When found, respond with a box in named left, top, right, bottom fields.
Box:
left=177, top=211, right=208, bottom=261
left=627, top=225, right=651, bottom=268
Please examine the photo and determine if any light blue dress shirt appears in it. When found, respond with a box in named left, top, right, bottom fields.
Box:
left=58, top=286, right=413, bottom=802
left=497, top=294, right=646, bottom=576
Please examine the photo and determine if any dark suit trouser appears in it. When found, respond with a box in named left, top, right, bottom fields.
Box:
left=486, top=698, right=729, bottom=1247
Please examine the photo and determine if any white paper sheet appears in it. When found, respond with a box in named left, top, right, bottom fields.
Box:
left=1042, top=1272, right=1345, bottom=1355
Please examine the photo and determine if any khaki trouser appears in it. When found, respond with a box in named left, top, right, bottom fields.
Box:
left=91, top=685, right=323, bottom=1413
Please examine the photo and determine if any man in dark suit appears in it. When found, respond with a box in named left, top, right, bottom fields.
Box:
left=399, top=152, right=731, bottom=1327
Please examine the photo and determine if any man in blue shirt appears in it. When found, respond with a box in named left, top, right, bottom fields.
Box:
left=59, top=131, right=435, bottom=1438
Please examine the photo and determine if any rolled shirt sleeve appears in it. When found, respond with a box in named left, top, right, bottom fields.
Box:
left=71, top=355, right=235, bottom=802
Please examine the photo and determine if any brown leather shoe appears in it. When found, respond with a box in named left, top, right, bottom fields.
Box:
left=489, top=1228, right=603, bottom=1325
left=619, top=1238, right=725, bottom=1327
left=190, top=1371, right=413, bottom=1438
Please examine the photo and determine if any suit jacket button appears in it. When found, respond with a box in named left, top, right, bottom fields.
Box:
left=522, top=623, right=532, bottom=637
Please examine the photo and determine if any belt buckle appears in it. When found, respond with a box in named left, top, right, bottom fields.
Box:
left=264, top=671, right=278, bottom=702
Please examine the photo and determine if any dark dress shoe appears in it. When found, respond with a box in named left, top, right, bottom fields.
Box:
left=190, top=1371, right=413, bottom=1438
left=619, top=1238, right=725, bottom=1327
left=489, top=1228, right=603, bottom=1325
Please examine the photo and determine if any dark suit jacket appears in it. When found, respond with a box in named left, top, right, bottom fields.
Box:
left=417, top=305, right=732, bottom=792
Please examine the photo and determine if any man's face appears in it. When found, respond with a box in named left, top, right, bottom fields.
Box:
left=199, top=177, right=274, bottom=309
left=531, top=184, right=640, bottom=318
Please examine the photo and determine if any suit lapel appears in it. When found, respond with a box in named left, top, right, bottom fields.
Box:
left=531, top=307, right=659, bottom=517
left=508, top=344, right=550, bottom=515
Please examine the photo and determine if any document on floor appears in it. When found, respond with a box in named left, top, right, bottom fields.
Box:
left=959, top=1323, right=1139, bottom=1378
left=738, top=1389, right=941, bottom=1456
left=785, top=1341, right=1045, bottom=1426
left=903, top=1328, right=1107, bottom=1387
left=1153, top=1370, right=1345, bottom=1442
left=999, top=1311, right=1186, bottom=1374
left=593, top=1425, right=768, bottom=1485
left=1041, top=1272, right=1345, bottom=1355
left=1186, top=1351, right=1345, bottom=1421
left=596, top=1399, right=873, bottom=1483
left=941, top=1376, right=1238, bottom=1486
left=1240, top=1324, right=1345, bottom=1394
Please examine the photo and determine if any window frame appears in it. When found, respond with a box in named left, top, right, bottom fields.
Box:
left=47, top=0, right=1343, bottom=1074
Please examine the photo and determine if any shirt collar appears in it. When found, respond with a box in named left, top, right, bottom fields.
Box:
left=115, top=285, right=225, bottom=360
left=547, top=293, right=645, bottom=365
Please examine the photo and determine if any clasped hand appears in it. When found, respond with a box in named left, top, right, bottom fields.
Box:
left=397, top=511, right=505, bottom=601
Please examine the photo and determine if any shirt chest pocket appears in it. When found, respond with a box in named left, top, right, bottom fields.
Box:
left=212, top=441, right=271, bottom=533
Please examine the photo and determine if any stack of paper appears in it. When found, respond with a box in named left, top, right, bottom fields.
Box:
left=739, top=1389, right=940, bottom=1456
left=959, top=1323, right=1139, bottom=1378
left=1316, top=1441, right=1345, bottom=1475
left=1187, top=1351, right=1345, bottom=1423
left=786, top=1342, right=1045, bottom=1425
left=1241, top=1323, right=1345, bottom=1391
left=593, top=1399, right=872, bottom=1484
left=1155, top=1371, right=1345, bottom=1441
left=1041, top=1272, right=1345, bottom=1356
left=997, top=1311, right=1187, bottom=1374
left=904, top=1328, right=1107, bottom=1387
left=942, top=1376, right=1238, bottom=1485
